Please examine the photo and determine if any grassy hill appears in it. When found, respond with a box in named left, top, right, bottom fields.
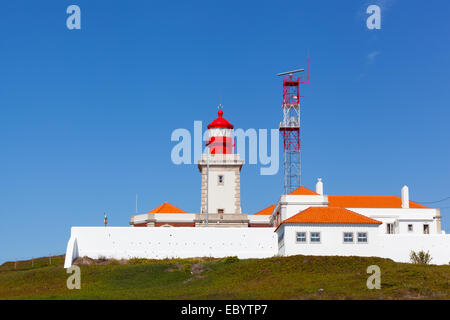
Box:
left=0, top=254, right=449, bottom=299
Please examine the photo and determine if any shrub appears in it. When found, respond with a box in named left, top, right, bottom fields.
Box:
left=108, top=259, right=120, bottom=266
left=129, top=258, right=151, bottom=265
left=182, top=263, right=192, bottom=274
left=410, top=250, right=432, bottom=264
left=222, top=256, right=239, bottom=264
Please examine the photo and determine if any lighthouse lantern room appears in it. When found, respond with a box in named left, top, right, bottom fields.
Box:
left=198, top=110, right=244, bottom=218
left=206, top=109, right=234, bottom=154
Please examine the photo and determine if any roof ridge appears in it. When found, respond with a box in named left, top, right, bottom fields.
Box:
left=148, top=202, right=187, bottom=214
left=327, top=195, right=429, bottom=209
left=278, top=206, right=382, bottom=228
left=254, top=204, right=275, bottom=215
left=288, top=186, right=319, bottom=196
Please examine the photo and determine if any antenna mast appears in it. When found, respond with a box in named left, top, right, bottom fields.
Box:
left=278, top=59, right=310, bottom=194
left=136, top=194, right=138, bottom=214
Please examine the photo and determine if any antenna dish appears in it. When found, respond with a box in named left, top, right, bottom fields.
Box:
left=277, top=68, right=304, bottom=76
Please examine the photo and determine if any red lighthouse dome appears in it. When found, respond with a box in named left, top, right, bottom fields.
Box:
left=207, top=110, right=234, bottom=154
left=207, top=110, right=234, bottom=129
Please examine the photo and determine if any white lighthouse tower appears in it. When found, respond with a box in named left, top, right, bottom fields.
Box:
left=198, top=110, right=244, bottom=222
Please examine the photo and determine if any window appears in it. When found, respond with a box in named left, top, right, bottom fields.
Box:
left=278, top=230, right=285, bottom=249
left=386, top=223, right=394, bottom=234
left=296, top=232, right=306, bottom=243
left=278, top=230, right=284, bottom=243
left=218, top=175, right=224, bottom=185
left=357, top=232, right=368, bottom=243
left=343, top=232, right=354, bottom=243
left=310, top=232, right=321, bottom=243
left=408, top=224, right=413, bottom=232
left=217, top=209, right=224, bottom=214
left=423, top=224, right=429, bottom=234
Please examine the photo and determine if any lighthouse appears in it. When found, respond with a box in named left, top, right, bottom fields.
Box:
left=198, top=110, right=244, bottom=217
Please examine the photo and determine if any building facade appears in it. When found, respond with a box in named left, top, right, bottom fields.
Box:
left=65, top=109, right=449, bottom=268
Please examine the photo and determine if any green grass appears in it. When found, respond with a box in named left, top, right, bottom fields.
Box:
left=0, top=255, right=449, bottom=299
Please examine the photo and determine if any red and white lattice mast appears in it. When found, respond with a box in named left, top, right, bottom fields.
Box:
left=278, top=60, right=309, bottom=194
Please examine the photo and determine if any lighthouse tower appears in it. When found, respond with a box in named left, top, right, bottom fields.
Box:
left=198, top=110, right=244, bottom=216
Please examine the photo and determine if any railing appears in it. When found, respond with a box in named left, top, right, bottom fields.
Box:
left=0, top=254, right=65, bottom=271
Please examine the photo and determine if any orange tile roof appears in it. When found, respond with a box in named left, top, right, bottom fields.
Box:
left=254, top=205, right=275, bottom=215
left=288, top=186, right=319, bottom=195
left=148, top=202, right=187, bottom=214
left=328, top=195, right=429, bottom=209
left=276, top=206, right=382, bottom=230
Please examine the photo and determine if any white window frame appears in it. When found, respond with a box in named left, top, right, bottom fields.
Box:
left=357, top=232, right=368, bottom=243
left=343, top=232, right=354, bottom=243
left=310, top=232, right=321, bottom=244
left=295, top=232, right=307, bottom=243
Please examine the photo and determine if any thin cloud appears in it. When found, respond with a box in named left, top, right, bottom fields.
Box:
left=367, top=51, right=380, bottom=64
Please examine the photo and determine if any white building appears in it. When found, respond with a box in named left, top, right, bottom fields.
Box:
left=64, top=111, right=449, bottom=268
left=271, top=182, right=441, bottom=236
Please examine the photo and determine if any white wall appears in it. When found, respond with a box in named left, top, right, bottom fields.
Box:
left=63, top=223, right=450, bottom=269
left=155, top=213, right=197, bottom=222
left=279, top=224, right=380, bottom=258
left=64, top=227, right=278, bottom=268
left=350, top=208, right=440, bottom=234
left=278, top=224, right=450, bottom=265
left=396, top=220, right=432, bottom=234
left=248, top=214, right=271, bottom=225
left=131, top=213, right=198, bottom=225
left=199, top=153, right=243, bottom=214
left=208, top=169, right=237, bottom=214
left=277, top=194, right=328, bottom=221
left=273, top=202, right=441, bottom=235
left=375, top=234, right=450, bottom=264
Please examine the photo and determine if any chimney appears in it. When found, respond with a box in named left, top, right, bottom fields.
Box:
left=401, top=185, right=409, bottom=208
left=316, top=178, right=324, bottom=195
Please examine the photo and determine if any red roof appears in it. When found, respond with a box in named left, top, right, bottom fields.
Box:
left=328, top=195, right=429, bottom=209
left=207, top=110, right=234, bottom=129
left=148, top=202, right=187, bottom=214
left=276, top=206, right=382, bottom=230
left=288, top=186, right=319, bottom=195
left=254, top=205, right=275, bottom=215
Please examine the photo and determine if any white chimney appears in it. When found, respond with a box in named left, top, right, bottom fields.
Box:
left=401, top=185, right=409, bottom=208
left=316, top=178, right=324, bottom=195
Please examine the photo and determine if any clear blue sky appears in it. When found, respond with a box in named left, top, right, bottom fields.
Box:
left=1, top=1, right=449, bottom=264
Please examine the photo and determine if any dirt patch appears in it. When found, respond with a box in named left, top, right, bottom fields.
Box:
left=181, top=263, right=211, bottom=283
left=183, top=275, right=206, bottom=284
left=191, top=263, right=208, bottom=274
left=166, top=263, right=183, bottom=272
left=165, top=262, right=210, bottom=274
left=73, top=256, right=127, bottom=266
